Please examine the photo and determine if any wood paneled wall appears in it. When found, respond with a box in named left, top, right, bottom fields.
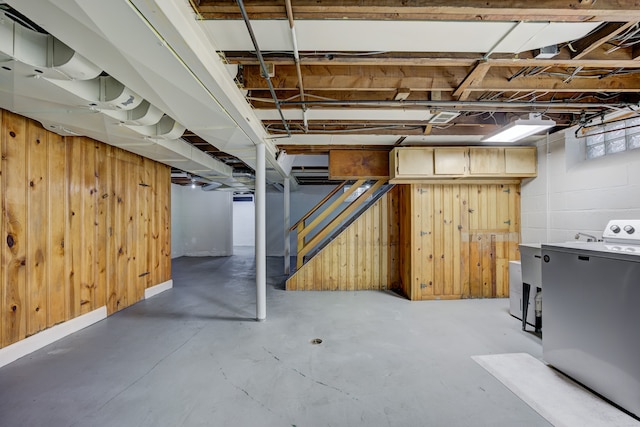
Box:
left=399, top=183, right=520, bottom=300
left=286, top=187, right=400, bottom=291
left=0, top=110, right=171, bottom=349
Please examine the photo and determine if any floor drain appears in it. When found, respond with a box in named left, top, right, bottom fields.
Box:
left=310, top=338, right=323, bottom=345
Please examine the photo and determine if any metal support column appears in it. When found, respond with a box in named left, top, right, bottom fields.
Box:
left=284, top=177, right=291, bottom=275
left=255, top=142, right=266, bottom=321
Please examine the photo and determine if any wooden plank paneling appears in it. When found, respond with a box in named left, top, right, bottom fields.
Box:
left=433, top=185, right=444, bottom=297
left=417, top=185, right=431, bottom=299
left=413, top=185, right=423, bottom=300
left=95, top=144, right=108, bottom=310
left=26, top=121, right=48, bottom=335
left=106, top=149, right=119, bottom=315
left=372, top=197, right=381, bottom=288
left=329, top=149, right=389, bottom=180
left=0, top=110, right=171, bottom=349
left=139, top=159, right=150, bottom=289
left=286, top=179, right=521, bottom=300
left=66, top=137, right=82, bottom=318
left=81, top=140, right=97, bottom=314
left=2, top=112, right=28, bottom=346
left=286, top=191, right=394, bottom=291
left=401, top=182, right=520, bottom=300
left=47, top=132, right=66, bottom=327
left=398, top=185, right=412, bottom=298
left=149, top=162, right=160, bottom=288
left=330, top=235, right=339, bottom=290
left=160, top=165, right=172, bottom=283
left=459, top=186, right=470, bottom=297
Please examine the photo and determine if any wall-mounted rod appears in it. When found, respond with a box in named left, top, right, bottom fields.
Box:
left=284, top=0, right=307, bottom=133
left=235, top=0, right=290, bottom=136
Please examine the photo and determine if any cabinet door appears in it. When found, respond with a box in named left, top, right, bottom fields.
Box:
left=505, top=147, right=536, bottom=175
left=434, top=147, right=467, bottom=175
left=469, top=147, right=505, bottom=175
left=396, top=148, right=433, bottom=176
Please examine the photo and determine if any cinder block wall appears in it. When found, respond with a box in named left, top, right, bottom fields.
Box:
left=521, top=131, right=640, bottom=243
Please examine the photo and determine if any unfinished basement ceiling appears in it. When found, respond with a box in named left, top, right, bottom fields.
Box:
left=195, top=0, right=640, bottom=163
left=3, top=1, right=640, bottom=187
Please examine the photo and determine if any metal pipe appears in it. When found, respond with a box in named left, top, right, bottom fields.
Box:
left=235, top=0, right=290, bottom=136
left=277, top=99, right=632, bottom=111
left=255, top=142, right=266, bottom=321
left=284, top=0, right=307, bottom=132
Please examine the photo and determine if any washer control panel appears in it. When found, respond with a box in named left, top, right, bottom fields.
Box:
left=602, top=219, right=640, bottom=244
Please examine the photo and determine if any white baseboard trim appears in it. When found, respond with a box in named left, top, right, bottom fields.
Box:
left=144, top=279, right=173, bottom=299
left=0, top=306, right=107, bottom=369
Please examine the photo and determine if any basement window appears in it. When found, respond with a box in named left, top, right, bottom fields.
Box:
left=585, top=116, right=640, bottom=159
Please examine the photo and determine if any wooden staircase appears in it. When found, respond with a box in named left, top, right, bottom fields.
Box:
left=286, top=180, right=398, bottom=291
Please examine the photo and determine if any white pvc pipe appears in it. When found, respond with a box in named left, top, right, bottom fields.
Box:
left=255, top=142, right=267, bottom=321
left=284, top=177, right=291, bottom=275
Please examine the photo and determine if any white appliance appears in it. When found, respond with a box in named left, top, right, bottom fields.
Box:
left=518, top=243, right=543, bottom=332
left=542, top=219, right=640, bottom=418
left=508, top=260, right=537, bottom=326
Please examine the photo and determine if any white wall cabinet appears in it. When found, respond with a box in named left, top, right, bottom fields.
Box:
left=390, top=146, right=536, bottom=182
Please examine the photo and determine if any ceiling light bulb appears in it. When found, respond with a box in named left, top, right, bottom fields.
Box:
left=191, top=183, right=196, bottom=189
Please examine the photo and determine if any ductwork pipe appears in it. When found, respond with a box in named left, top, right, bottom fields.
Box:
left=235, top=0, right=290, bottom=137
left=0, top=14, right=101, bottom=80
left=284, top=0, right=307, bottom=132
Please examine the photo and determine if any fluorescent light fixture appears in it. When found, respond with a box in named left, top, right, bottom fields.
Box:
left=482, top=114, right=555, bottom=143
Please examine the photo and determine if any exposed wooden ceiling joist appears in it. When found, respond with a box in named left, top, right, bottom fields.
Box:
left=242, top=64, right=640, bottom=93
left=453, top=61, right=490, bottom=100
left=571, top=21, right=639, bottom=59
left=224, top=47, right=640, bottom=68
left=189, top=1, right=640, bottom=159
left=196, top=0, right=640, bottom=22
left=279, top=144, right=392, bottom=155
left=265, top=123, right=503, bottom=135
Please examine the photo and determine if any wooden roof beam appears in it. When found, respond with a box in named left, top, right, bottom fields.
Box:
left=195, top=0, right=640, bottom=21
left=225, top=46, right=639, bottom=67
left=570, top=21, right=639, bottom=59
left=452, top=61, right=490, bottom=101
left=243, top=65, right=640, bottom=93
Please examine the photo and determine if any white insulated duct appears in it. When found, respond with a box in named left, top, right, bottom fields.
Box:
left=43, top=75, right=144, bottom=111
left=126, top=114, right=186, bottom=140
left=0, top=9, right=233, bottom=181
left=101, top=100, right=164, bottom=126
left=0, top=16, right=101, bottom=80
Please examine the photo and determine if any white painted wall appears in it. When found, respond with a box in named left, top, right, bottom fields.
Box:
left=233, top=198, right=255, bottom=246
left=171, top=184, right=185, bottom=258
left=170, top=184, right=234, bottom=257
left=266, top=185, right=339, bottom=256
left=521, top=131, right=640, bottom=243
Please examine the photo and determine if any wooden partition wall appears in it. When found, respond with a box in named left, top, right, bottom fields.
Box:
left=399, top=183, right=520, bottom=300
left=286, top=186, right=401, bottom=291
left=0, top=110, right=171, bottom=349
left=287, top=182, right=521, bottom=300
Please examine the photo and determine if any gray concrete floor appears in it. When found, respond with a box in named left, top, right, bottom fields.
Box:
left=0, top=248, right=549, bottom=426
